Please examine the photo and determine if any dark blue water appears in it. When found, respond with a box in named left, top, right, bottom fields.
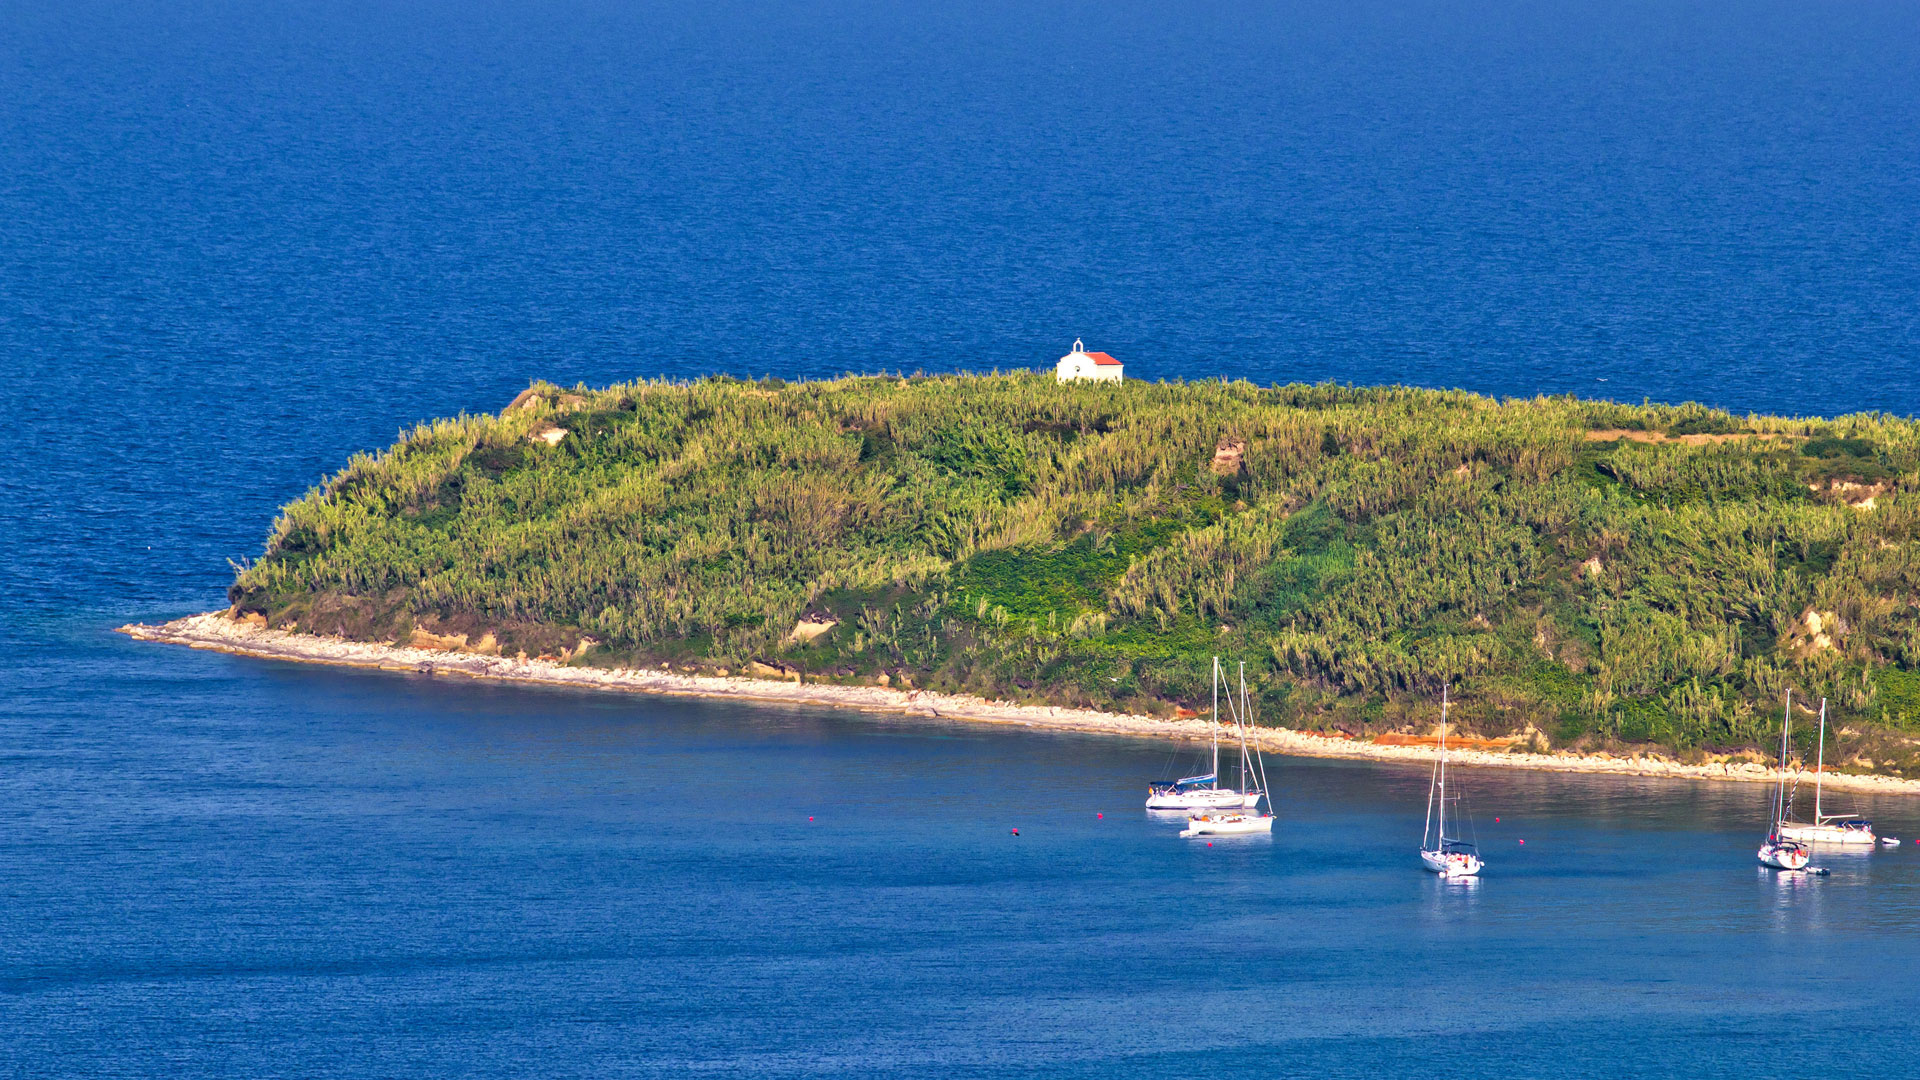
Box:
left=5, top=1, right=1920, bottom=1074
left=10, top=643, right=1920, bottom=1077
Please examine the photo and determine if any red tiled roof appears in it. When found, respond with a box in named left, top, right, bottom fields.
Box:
left=1086, top=351, right=1121, bottom=366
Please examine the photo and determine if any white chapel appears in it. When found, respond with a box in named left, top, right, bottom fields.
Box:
left=1055, top=339, right=1123, bottom=382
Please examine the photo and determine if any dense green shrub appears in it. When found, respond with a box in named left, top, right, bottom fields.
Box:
left=232, top=374, right=1920, bottom=757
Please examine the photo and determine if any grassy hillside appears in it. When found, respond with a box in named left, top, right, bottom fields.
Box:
left=229, top=373, right=1920, bottom=771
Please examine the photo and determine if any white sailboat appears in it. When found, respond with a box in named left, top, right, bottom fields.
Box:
left=1777, top=698, right=1875, bottom=846
left=1419, top=687, right=1482, bottom=878
left=1179, top=661, right=1275, bottom=838
left=1758, top=690, right=1813, bottom=870
left=1181, top=814, right=1275, bottom=837
left=1148, top=657, right=1264, bottom=811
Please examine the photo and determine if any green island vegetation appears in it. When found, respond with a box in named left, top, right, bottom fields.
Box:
left=229, top=374, right=1920, bottom=774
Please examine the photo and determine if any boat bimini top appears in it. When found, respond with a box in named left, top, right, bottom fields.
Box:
left=1155, top=773, right=1217, bottom=791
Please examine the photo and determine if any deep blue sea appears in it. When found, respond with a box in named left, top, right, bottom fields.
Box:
left=5, top=1, right=1920, bottom=1075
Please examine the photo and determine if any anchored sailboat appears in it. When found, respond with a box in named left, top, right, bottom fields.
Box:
left=1758, top=690, right=1813, bottom=870
left=1179, top=661, right=1275, bottom=838
left=1148, top=657, right=1264, bottom=811
left=1419, top=687, right=1482, bottom=878
left=1777, top=698, right=1875, bottom=846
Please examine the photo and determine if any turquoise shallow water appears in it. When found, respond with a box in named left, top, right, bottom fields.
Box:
left=5, top=0, right=1920, bottom=1074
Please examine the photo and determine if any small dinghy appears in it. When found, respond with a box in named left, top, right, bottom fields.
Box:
left=1181, top=812, right=1275, bottom=838
left=1880, top=837, right=1901, bottom=848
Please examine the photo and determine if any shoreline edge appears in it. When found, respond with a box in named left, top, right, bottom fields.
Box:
left=119, top=612, right=1920, bottom=797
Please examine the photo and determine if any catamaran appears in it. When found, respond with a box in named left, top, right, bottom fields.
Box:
left=1148, top=657, right=1264, bottom=811
left=1777, top=697, right=1875, bottom=846
left=1758, top=690, right=1813, bottom=871
left=1178, top=660, right=1274, bottom=837
left=1419, top=687, right=1482, bottom=878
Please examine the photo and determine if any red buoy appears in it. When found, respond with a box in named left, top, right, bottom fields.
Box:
left=1097, top=812, right=1104, bottom=819
left=1011, top=828, right=1019, bottom=836
left=1518, top=839, right=1526, bottom=845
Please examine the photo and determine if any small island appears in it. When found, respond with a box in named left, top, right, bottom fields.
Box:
left=128, top=373, right=1920, bottom=787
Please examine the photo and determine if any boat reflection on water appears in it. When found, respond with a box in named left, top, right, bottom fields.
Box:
left=1432, top=872, right=1481, bottom=894
left=1761, top=864, right=1830, bottom=907
left=1421, top=869, right=1482, bottom=923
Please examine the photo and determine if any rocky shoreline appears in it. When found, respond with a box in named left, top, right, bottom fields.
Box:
left=119, top=612, right=1920, bottom=797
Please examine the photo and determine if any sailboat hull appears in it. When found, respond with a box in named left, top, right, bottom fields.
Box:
left=1757, top=841, right=1811, bottom=870
left=1421, top=849, right=1482, bottom=877
left=1777, top=822, right=1875, bottom=846
left=1146, top=788, right=1262, bottom=811
left=1181, top=814, right=1274, bottom=837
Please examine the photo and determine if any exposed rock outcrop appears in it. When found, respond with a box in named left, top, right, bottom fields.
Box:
left=1785, top=608, right=1845, bottom=657
left=410, top=628, right=469, bottom=651
left=787, top=614, right=838, bottom=643
left=1809, top=479, right=1887, bottom=511
left=746, top=660, right=801, bottom=683
left=1210, top=437, right=1247, bottom=476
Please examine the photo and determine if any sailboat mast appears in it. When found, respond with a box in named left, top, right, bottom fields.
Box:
left=1238, top=661, right=1252, bottom=793
left=1235, top=661, right=1244, bottom=791
left=1815, top=698, right=1827, bottom=822
left=1420, top=689, right=1438, bottom=850
left=1242, top=662, right=1250, bottom=791
left=1421, top=752, right=1436, bottom=850
left=1243, top=661, right=1273, bottom=802
left=1438, top=686, right=1449, bottom=842
left=1774, top=690, right=1792, bottom=838
left=1211, top=656, right=1220, bottom=786
left=1244, top=657, right=1259, bottom=791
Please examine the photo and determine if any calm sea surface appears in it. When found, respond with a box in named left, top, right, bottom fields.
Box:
left=4, top=1, right=1920, bottom=1075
